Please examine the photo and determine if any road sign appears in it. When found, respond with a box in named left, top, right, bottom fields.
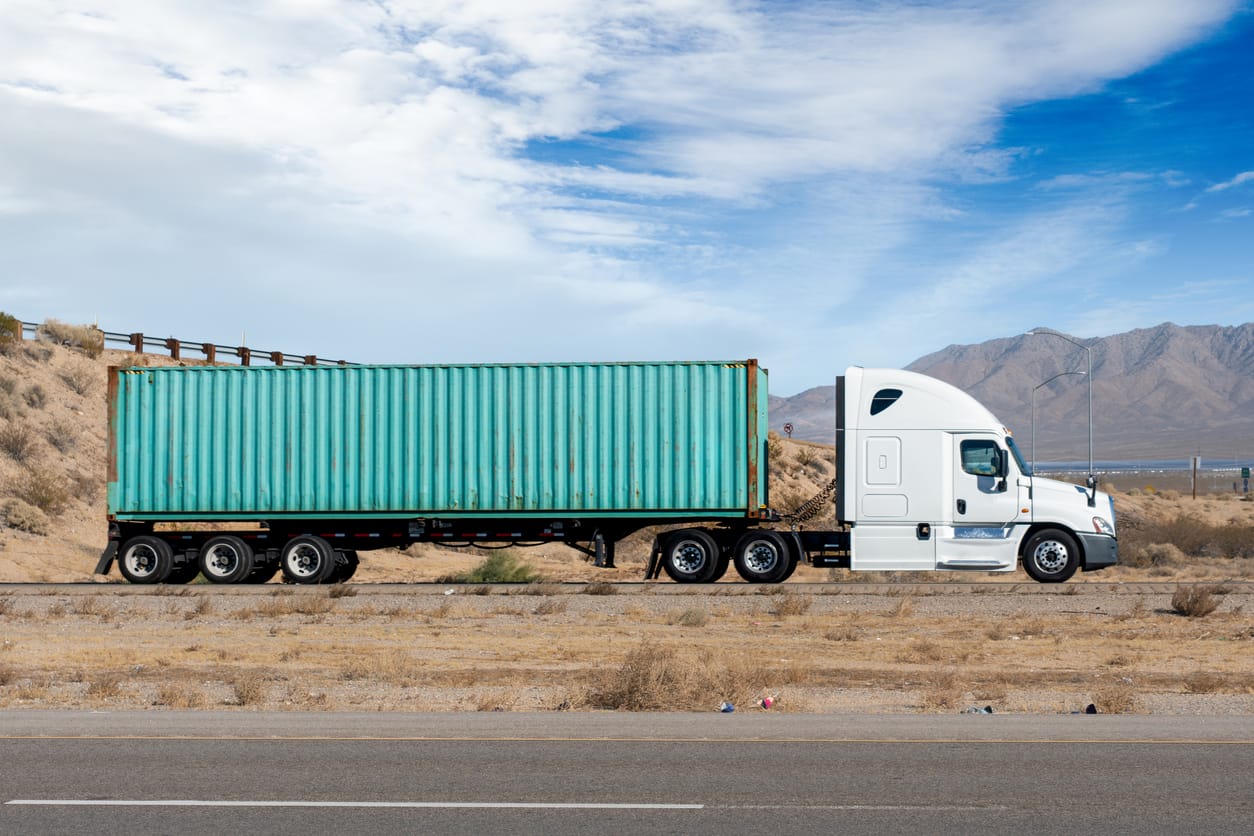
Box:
left=1243, top=467, right=1251, bottom=479
left=783, top=422, right=794, bottom=438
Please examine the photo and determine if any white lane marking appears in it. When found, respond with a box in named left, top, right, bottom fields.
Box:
left=5, top=800, right=1005, bottom=812
left=5, top=800, right=702, bottom=810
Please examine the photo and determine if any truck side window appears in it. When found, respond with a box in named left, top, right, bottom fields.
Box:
left=869, top=388, right=902, bottom=416
left=960, top=440, right=1001, bottom=477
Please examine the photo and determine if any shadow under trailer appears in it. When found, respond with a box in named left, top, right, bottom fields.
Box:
left=95, top=360, right=1117, bottom=585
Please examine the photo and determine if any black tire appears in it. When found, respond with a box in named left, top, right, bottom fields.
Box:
left=198, top=535, right=255, bottom=584
left=166, top=560, right=202, bottom=585
left=1022, top=528, right=1080, bottom=583
left=733, top=531, right=794, bottom=583
left=246, top=560, right=281, bottom=584
left=330, top=550, right=360, bottom=583
left=280, top=535, right=337, bottom=584
left=117, top=536, right=174, bottom=585
left=661, top=529, right=721, bottom=583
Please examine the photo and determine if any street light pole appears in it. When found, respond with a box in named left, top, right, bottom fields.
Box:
left=1027, top=329, right=1095, bottom=504
left=1032, top=371, right=1087, bottom=470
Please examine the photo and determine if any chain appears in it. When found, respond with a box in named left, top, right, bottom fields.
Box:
left=780, top=477, right=839, bottom=524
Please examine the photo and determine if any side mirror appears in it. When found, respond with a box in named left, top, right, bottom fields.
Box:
left=996, top=450, right=1008, bottom=478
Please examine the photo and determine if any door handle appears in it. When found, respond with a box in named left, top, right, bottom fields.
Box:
left=956, top=499, right=966, bottom=515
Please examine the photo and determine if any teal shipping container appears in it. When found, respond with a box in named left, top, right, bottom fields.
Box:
left=107, top=360, right=769, bottom=521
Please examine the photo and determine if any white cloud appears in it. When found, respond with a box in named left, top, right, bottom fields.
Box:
left=0, top=0, right=1243, bottom=393
left=1206, top=171, right=1254, bottom=192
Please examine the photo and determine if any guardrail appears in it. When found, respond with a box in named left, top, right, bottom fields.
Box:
left=13, top=319, right=351, bottom=366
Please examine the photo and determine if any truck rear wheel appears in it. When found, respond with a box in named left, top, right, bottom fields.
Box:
left=733, top=531, right=794, bottom=583
left=280, top=535, right=337, bottom=584
left=199, top=536, right=255, bottom=584
left=118, top=536, right=174, bottom=585
left=661, top=529, right=720, bottom=583
left=1023, top=528, right=1080, bottom=583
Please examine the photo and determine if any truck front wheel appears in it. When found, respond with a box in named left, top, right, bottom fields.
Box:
left=1023, top=529, right=1080, bottom=583
left=661, top=530, right=720, bottom=583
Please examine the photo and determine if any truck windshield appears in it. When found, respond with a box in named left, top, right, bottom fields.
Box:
left=1006, top=436, right=1031, bottom=476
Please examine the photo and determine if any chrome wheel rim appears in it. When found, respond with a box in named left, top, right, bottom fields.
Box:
left=123, top=545, right=158, bottom=578
left=671, top=539, right=708, bottom=575
left=1032, top=540, right=1069, bottom=574
left=743, top=540, right=781, bottom=574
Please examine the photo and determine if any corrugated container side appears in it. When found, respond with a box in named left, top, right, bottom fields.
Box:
left=108, top=361, right=768, bottom=520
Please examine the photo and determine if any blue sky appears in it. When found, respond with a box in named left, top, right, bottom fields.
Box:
left=1, top=1, right=1251, bottom=394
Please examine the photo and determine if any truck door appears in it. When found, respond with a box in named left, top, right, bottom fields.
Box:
left=938, top=434, right=1021, bottom=569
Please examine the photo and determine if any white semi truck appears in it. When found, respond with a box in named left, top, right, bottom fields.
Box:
left=100, top=361, right=1116, bottom=585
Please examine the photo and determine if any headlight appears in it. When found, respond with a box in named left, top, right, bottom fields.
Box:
left=1092, top=516, right=1115, bottom=536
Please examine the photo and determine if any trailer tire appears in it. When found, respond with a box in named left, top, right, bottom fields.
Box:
left=199, top=536, right=255, bottom=584
left=661, top=529, right=721, bottom=583
left=1023, top=528, right=1080, bottom=583
left=733, top=531, right=793, bottom=583
left=280, top=535, right=337, bottom=584
left=117, top=536, right=174, bottom=585
left=166, top=560, right=201, bottom=585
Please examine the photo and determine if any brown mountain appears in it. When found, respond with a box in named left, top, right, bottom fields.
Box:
left=769, top=322, right=1254, bottom=463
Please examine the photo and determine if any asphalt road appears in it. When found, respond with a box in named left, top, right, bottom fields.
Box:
left=2, top=713, right=1251, bottom=834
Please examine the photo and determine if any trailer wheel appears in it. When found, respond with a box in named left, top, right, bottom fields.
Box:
left=199, top=535, right=255, bottom=584
left=1023, top=528, right=1080, bottom=583
left=330, top=549, right=359, bottom=583
left=166, top=560, right=201, bottom=585
left=280, top=535, right=337, bottom=584
left=117, top=536, right=174, bottom=585
left=661, top=530, right=720, bottom=583
left=733, top=531, right=794, bottom=583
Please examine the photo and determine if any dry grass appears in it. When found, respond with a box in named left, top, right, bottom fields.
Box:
left=0, top=422, right=37, bottom=462
left=771, top=594, right=812, bottom=617
left=583, top=581, right=617, bottom=595
left=1092, top=685, right=1139, bottom=714
left=37, top=319, right=104, bottom=359
left=155, top=682, right=208, bottom=708
left=582, top=644, right=773, bottom=711
left=9, top=466, right=71, bottom=515
left=668, top=607, right=709, bottom=627
left=230, top=673, right=268, bottom=706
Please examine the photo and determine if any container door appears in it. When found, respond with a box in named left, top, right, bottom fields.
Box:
left=937, top=434, right=1020, bottom=569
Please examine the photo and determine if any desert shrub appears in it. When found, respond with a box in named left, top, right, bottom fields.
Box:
left=230, top=673, right=268, bottom=706
left=0, top=374, right=15, bottom=396
left=1122, top=541, right=1185, bottom=569
left=1183, top=671, right=1225, bottom=694
left=86, top=674, right=123, bottom=698
left=2, top=498, right=50, bottom=535
left=437, top=551, right=544, bottom=584
left=1171, top=584, right=1220, bottom=618
left=254, top=593, right=333, bottom=617
left=1214, top=522, right=1254, bottom=559
left=327, top=585, right=357, bottom=599
left=10, top=466, right=70, bottom=515
left=44, top=419, right=78, bottom=453
left=155, top=683, right=207, bottom=708
left=0, top=422, right=37, bottom=462
left=582, top=581, right=617, bottom=595
left=772, top=594, right=811, bottom=616
left=0, top=312, right=20, bottom=354
left=794, top=446, right=817, bottom=468
left=38, top=319, right=104, bottom=358
left=1092, top=685, right=1138, bottom=714
left=22, top=384, right=46, bottom=410
left=583, top=643, right=771, bottom=711
left=59, top=364, right=97, bottom=396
